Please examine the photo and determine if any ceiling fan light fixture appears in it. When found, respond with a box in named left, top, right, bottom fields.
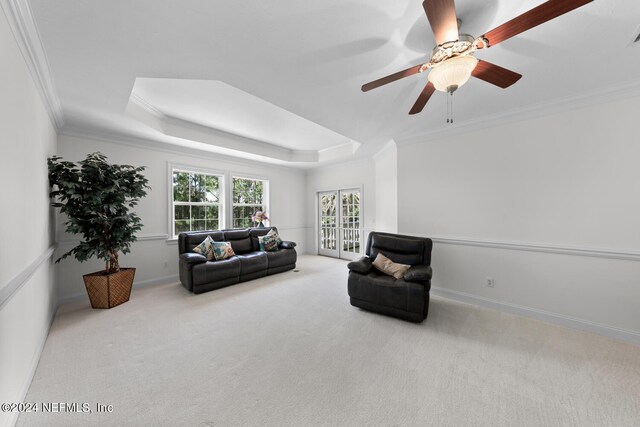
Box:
left=428, top=55, right=479, bottom=93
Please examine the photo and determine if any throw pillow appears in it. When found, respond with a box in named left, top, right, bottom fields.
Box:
left=372, top=253, right=411, bottom=279
left=258, top=229, right=282, bottom=252
left=192, top=236, right=215, bottom=261
left=212, top=241, right=236, bottom=260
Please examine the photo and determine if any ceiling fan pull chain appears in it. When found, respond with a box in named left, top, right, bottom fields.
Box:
left=446, top=93, right=449, bottom=123
left=446, top=91, right=454, bottom=124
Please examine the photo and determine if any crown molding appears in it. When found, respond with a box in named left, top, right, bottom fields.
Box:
left=127, top=94, right=308, bottom=162
left=396, top=78, right=640, bottom=146
left=1, top=0, right=64, bottom=131
left=127, top=93, right=365, bottom=164
left=58, top=126, right=309, bottom=174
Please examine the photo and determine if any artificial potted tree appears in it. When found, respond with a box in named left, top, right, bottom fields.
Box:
left=48, top=152, right=150, bottom=309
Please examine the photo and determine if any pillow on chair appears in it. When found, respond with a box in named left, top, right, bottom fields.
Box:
left=372, top=253, right=411, bottom=279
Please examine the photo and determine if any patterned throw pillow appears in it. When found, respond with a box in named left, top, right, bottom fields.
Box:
left=192, top=236, right=215, bottom=260
left=258, top=229, right=282, bottom=252
left=212, top=241, right=236, bottom=260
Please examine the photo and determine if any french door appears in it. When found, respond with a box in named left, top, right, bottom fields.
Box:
left=318, top=189, right=361, bottom=260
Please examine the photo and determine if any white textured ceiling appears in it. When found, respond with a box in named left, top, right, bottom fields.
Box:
left=29, top=0, right=640, bottom=167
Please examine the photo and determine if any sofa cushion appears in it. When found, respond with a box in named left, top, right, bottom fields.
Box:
left=192, top=257, right=241, bottom=286
left=192, top=236, right=215, bottom=260
left=266, top=248, right=297, bottom=269
left=212, top=241, right=236, bottom=260
left=236, top=252, right=268, bottom=275
left=348, top=271, right=428, bottom=315
left=372, top=253, right=411, bottom=279
left=223, top=229, right=253, bottom=254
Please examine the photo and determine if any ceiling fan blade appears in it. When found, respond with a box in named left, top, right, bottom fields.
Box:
left=472, top=60, right=522, bottom=88
left=409, top=81, right=436, bottom=115
left=423, top=0, right=459, bottom=46
left=481, top=0, right=593, bottom=47
left=361, top=64, right=424, bottom=92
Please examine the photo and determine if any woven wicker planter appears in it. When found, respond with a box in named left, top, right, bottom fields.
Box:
left=83, top=268, right=135, bottom=309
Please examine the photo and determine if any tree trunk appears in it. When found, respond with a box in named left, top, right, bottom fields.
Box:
left=108, top=251, right=120, bottom=274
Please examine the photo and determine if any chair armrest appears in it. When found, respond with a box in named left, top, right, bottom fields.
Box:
left=404, top=265, right=432, bottom=282
left=279, top=241, right=297, bottom=249
left=180, top=253, right=208, bottom=264
left=347, top=257, right=373, bottom=274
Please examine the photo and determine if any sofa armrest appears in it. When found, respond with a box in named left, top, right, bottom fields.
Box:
left=404, top=265, right=432, bottom=282
left=180, top=253, right=208, bottom=264
left=279, top=241, right=297, bottom=249
left=347, top=257, right=373, bottom=274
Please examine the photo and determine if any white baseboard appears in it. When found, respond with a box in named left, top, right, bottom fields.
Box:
left=57, top=274, right=180, bottom=307
left=431, top=286, right=640, bottom=345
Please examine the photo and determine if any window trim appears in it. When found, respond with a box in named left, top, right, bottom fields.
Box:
left=167, top=162, right=226, bottom=240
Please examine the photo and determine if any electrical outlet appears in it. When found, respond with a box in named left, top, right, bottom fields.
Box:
left=486, top=278, right=495, bottom=288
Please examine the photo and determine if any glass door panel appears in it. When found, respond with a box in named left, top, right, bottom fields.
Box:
left=318, top=191, right=339, bottom=257
left=340, top=190, right=360, bottom=259
left=318, top=189, right=361, bottom=260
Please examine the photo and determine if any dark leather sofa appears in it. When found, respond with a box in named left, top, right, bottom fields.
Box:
left=178, top=227, right=297, bottom=294
left=347, top=232, right=433, bottom=322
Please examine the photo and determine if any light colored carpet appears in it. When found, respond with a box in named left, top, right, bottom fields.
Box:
left=18, top=255, right=640, bottom=427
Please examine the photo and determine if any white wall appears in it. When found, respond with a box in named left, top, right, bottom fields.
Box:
left=373, top=141, right=397, bottom=233
left=55, top=133, right=307, bottom=302
left=397, top=95, right=640, bottom=342
left=305, top=158, right=376, bottom=255
left=0, top=10, right=58, bottom=427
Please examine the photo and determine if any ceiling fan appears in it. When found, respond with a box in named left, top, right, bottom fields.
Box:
left=361, top=0, right=593, bottom=118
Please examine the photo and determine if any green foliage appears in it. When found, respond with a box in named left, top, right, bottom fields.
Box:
left=173, top=171, right=219, bottom=203
left=233, top=205, right=266, bottom=228
left=171, top=171, right=220, bottom=235
left=232, top=177, right=265, bottom=228
left=233, top=177, right=264, bottom=204
left=48, top=152, right=150, bottom=273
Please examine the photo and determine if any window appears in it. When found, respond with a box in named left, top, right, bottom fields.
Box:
left=171, top=169, right=222, bottom=237
left=232, top=176, right=268, bottom=228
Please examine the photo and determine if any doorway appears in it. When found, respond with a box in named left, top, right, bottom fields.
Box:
left=318, top=189, right=361, bottom=260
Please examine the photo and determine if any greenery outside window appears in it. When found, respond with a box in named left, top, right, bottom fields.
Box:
left=172, top=169, right=222, bottom=237
left=232, top=176, right=268, bottom=228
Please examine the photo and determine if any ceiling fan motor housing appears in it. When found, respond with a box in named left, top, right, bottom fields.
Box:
left=429, top=33, right=476, bottom=65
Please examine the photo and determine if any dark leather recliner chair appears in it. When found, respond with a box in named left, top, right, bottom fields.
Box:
left=347, top=232, right=433, bottom=322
